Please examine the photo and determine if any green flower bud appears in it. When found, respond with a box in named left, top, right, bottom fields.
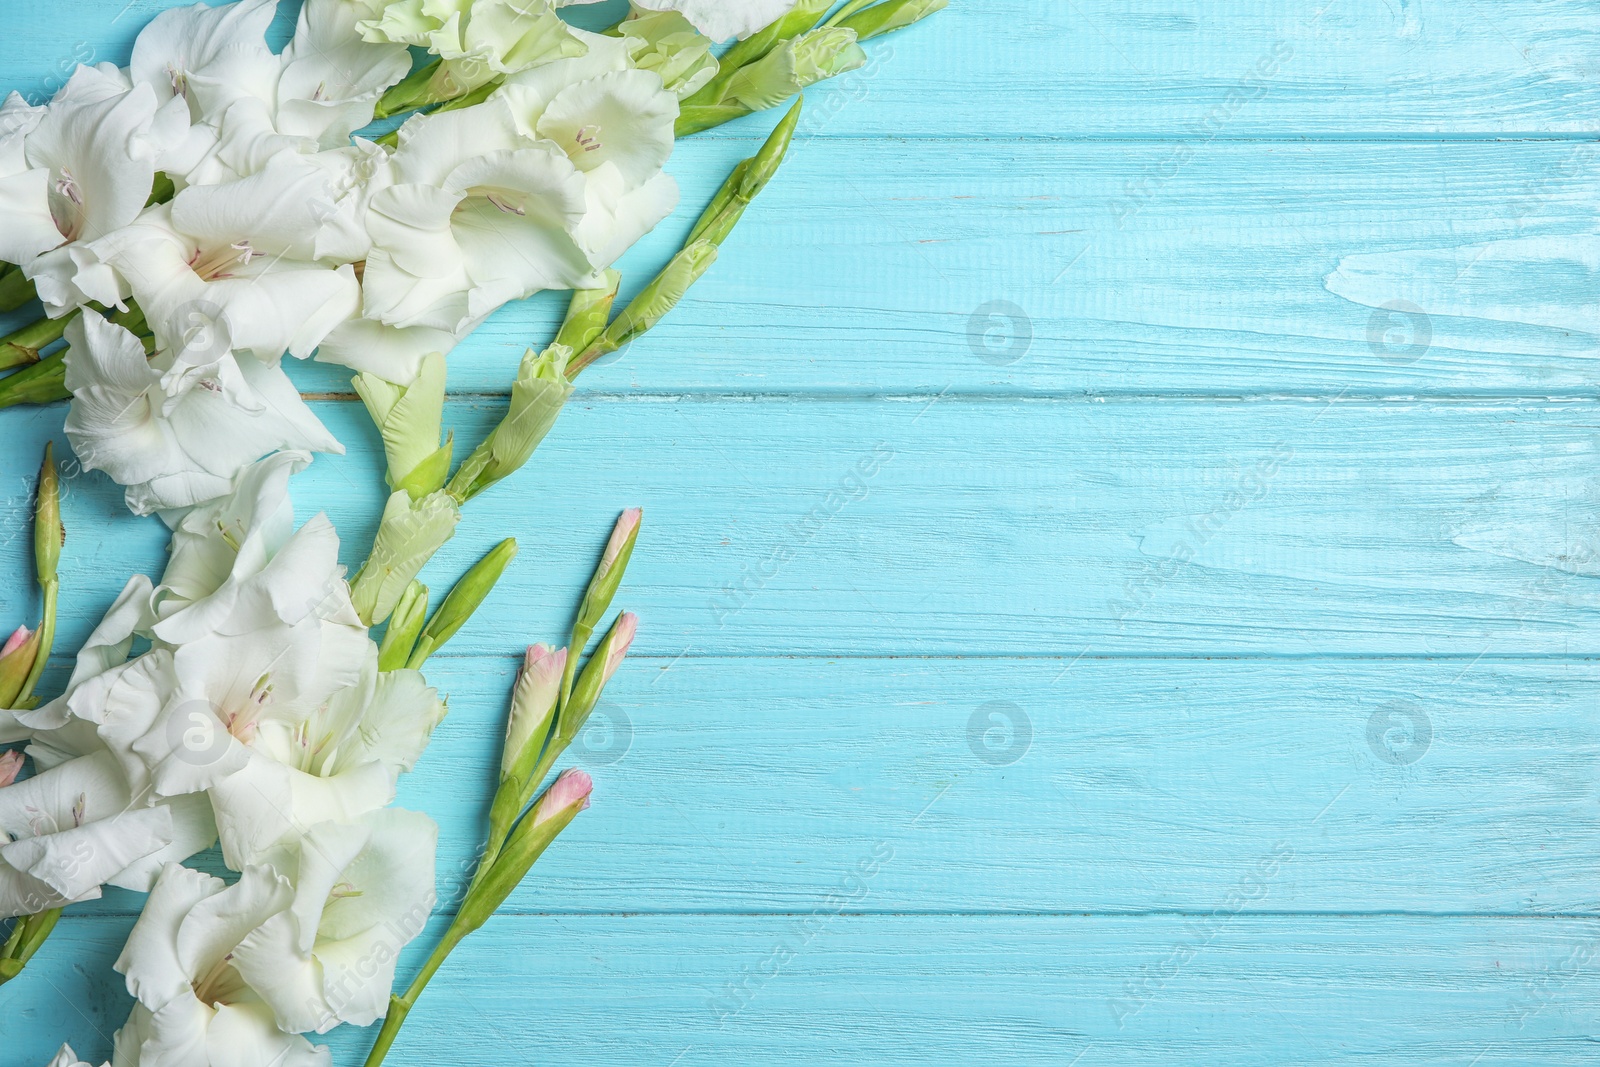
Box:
left=574, top=242, right=718, bottom=373
left=355, top=353, right=452, bottom=500
left=33, top=442, right=61, bottom=586
left=619, top=11, right=720, bottom=98
left=560, top=612, right=637, bottom=746
left=447, top=346, right=575, bottom=503
left=465, top=769, right=591, bottom=933
left=407, top=538, right=518, bottom=668
left=350, top=491, right=463, bottom=626
left=377, top=580, right=429, bottom=673
left=838, top=0, right=948, bottom=40
left=687, top=98, right=802, bottom=247
left=575, top=509, right=641, bottom=636
left=722, top=27, right=866, bottom=112
left=552, top=271, right=621, bottom=355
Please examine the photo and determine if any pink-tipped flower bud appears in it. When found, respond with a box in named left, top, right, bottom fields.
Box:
left=600, top=508, right=642, bottom=577
left=503, top=644, right=568, bottom=777
left=1, top=626, right=31, bottom=660
left=601, top=613, right=638, bottom=686
left=0, top=749, right=24, bottom=788
left=532, top=768, right=593, bottom=827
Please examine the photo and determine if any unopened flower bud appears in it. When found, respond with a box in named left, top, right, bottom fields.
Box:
left=0, top=749, right=23, bottom=788
left=563, top=612, right=639, bottom=740
left=2, top=626, right=30, bottom=659
left=377, top=581, right=429, bottom=672
left=446, top=346, right=575, bottom=502
left=349, top=490, right=462, bottom=626
left=0, top=626, right=41, bottom=708
left=531, top=768, right=592, bottom=827
left=578, top=243, right=717, bottom=371
left=575, top=509, right=642, bottom=635
left=552, top=272, right=620, bottom=355
left=503, top=644, right=567, bottom=778
left=409, top=538, right=518, bottom=667
left=600, top=612, right=638, bottom=687
left=34, top=442, right=61, bottom=584
left=354, top=353, right=452, bottom=500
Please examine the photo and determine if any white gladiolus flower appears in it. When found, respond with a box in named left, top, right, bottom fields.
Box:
left=1, top=65, right=197, bottom=310
left=132, top=0, right=408, bottom=157
left=113, top=863, right=330, bottom=1067
left=150, top=449, right=310, bottom=633
left=62, top=311, right=342, bottom=516
left=348, top=31, right=678, bottom=346
left=2, top=582, right=218, bottom=918
left=200, top=652, right=445, bottom=868
left=0, top=748, right=215, bottom=918
left=67, top=201, right=362, bottom=363
left=313, top=314, right=476, bottom=385
left=359, top=0, right=585, bottom=95
left=232, top=808, right=439, bottom=1032
left=630, top=0, right=801, bottom=42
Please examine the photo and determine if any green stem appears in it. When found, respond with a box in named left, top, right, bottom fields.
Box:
left=0, top=314, right=65, bottom=371
left=0, top=352, right=68, bottom=409
left=362, top=919, right=472, bottom=1067
left=18, top=577, right=55, bottom=707
left=826, top=0, right=877, bottom=25
left=0, top=267, right=36, bottom=315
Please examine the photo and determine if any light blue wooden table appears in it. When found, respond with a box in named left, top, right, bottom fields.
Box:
left=4, top=1, right=1600, bottom=1063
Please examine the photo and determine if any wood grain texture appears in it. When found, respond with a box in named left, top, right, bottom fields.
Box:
left=5, top=0, right=1600, bottom=136
left=5, top=398, right=1600, bottom=659
left=12, top=136, right=1596, bottom=400
left=59, top=655, right=1600, bottom=918
left=13, top=915, right=1600, bottom=1066
left=4, top=0, right=1600, bottom=1063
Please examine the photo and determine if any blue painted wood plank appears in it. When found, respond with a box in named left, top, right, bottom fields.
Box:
left=5, top=0, right=1599, bottom=137
left=55, top=654, right=1600, bottom=918
left=5, top=397, right=1600, bottom=660
left=12, top=136, right=1592, bottom=400
left=13, top=914, right=1600, bottom=1066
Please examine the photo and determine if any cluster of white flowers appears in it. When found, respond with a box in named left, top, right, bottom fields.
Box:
left=0, top=1, right=942, bottom=1061
left=6, top=451, right=444, bottom=1064
left=0, top=0, right=784, bottom=519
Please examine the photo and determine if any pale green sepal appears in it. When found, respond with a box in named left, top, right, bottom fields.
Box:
left=350, top=490, right=463, bottom=626
left=446, top=346, right=575, bottom=503
left=722, top=27, right=866, bottom=112
left=355, top=352, right=451, bottom=499
left=378, top=580, right=430, bottom=673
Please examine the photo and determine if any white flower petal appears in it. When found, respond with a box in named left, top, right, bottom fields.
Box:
left=535, top=69, right=677, bottom=188
left=631, top=0, right=800, bottom=42
left=313, top=314, right=470, bottom=384
left=130, top=0, right=283, bottom=123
